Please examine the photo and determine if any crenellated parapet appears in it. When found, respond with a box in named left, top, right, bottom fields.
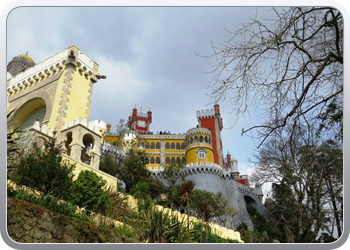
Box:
left=180, top=162, right=225, bottom=178
left=31, top=120, right=55, bottom=137
left=237, top=182, right=264, bottom=201
left=196, top=108, right=216, bottom=120
left=63, top=117, right=106, bottom=135
left=7, top=45, right=99, bottom=97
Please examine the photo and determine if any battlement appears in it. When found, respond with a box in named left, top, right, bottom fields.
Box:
left=32, top=121, right=55, bottom=137
left=63, top=117, right=106, bottom=135
left=237, top=182, right=264, bottom=200
left=28, top=117, right=106, bottom=138
left=7, top=45, right=98, bottom=93
left=196, top=108, right=215, bottom=120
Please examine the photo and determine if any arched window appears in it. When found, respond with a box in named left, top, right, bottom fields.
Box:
left=176, top=143, right=180, bottom=150
left=150, top=157, right=155, bottom=164
left=182, top=157, right=186, bottom=163
left=81, top=134, right=94, bottom=164
left=197, top=148, right=206, bottom=159
left=65, top=132, right=73, bottom=156
left=181, top=143, right=186, bottom=149
left=171, top=143, right=175, bottom=149
left=176, top=157, right=181, bottom=163
left=145, top=142, right=150, bottom=149
left=151, top=142, right=155, bottom=149
left=165, top=157, right=170, bottom=164
left=156, top=157, right=161, bottom=164
left=171, top=157, right=176, bottom=163
left=156, top=142, right=160, bottom=149
left=165, top=142, right=170, bottom=149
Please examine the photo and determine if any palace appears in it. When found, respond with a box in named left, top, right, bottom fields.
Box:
left=103, top=105, right=250, bottom=186
left=7, top=45, right=265, bottom=231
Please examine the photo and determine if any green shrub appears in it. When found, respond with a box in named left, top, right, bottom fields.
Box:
left=10, top=136, right=75, bottom=200
left=69, top=170, right=112, bottom=216
left=7, top=188, right=77, bottom=217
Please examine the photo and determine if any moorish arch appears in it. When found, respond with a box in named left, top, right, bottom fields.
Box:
left=11, top=90, right=53, bottom=127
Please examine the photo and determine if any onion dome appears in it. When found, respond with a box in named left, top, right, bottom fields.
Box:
left=7, top=53, right=36, bottom=77
left=17, top=54, right=34, bottom=63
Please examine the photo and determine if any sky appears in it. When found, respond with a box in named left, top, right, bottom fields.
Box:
left=2, top=1, right=349, bottom=249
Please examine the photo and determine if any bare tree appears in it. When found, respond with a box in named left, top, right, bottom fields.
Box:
left=204, top=7, right=343, bottom=147
left=250, top=124, right=342, bottom=242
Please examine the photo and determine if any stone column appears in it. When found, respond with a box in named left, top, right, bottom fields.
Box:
left=90, top=152, right=101, bottom=170
left=160, top=139, right=165, bottom=166
left=69, top=143, right=84, bottom=162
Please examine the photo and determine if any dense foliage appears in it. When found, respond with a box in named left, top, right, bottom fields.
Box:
left=10, top=136, right=75, bottom=200
left=68, top=170, right=112, bottom=216
left=114, top=148, right=151, bottom=193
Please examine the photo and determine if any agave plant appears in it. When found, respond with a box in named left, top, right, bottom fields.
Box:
left=138, top=205, right=191, bottom=243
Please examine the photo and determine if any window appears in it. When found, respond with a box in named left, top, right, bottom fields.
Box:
left=197, top=149, right=206, bottom=159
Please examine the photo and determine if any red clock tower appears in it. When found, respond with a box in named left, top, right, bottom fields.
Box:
left=127, top=106, right=152, bottom=134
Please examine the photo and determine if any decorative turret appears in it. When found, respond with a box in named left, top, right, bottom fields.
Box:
left=230, top=156, right=239, bottom=180
left=7, top=53, right=36, bottom=78
left=255, top=183, right=264, bottom=201
left=185, top=127, right=214, bottom=165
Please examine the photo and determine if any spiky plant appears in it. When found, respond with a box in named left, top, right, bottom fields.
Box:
left=198, top=201, right=212, bottom=243
left=178, top=179, right=196, bottom=229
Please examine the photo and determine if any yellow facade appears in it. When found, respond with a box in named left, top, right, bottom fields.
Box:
left=7, top=45, right=113, bottom=181
left=104, top=127, right=215, bottom=171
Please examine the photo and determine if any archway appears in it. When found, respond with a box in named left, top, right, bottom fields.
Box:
left=244, top=195, right=259, bottom=210
left=81, top=134, right=94, bottom=164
